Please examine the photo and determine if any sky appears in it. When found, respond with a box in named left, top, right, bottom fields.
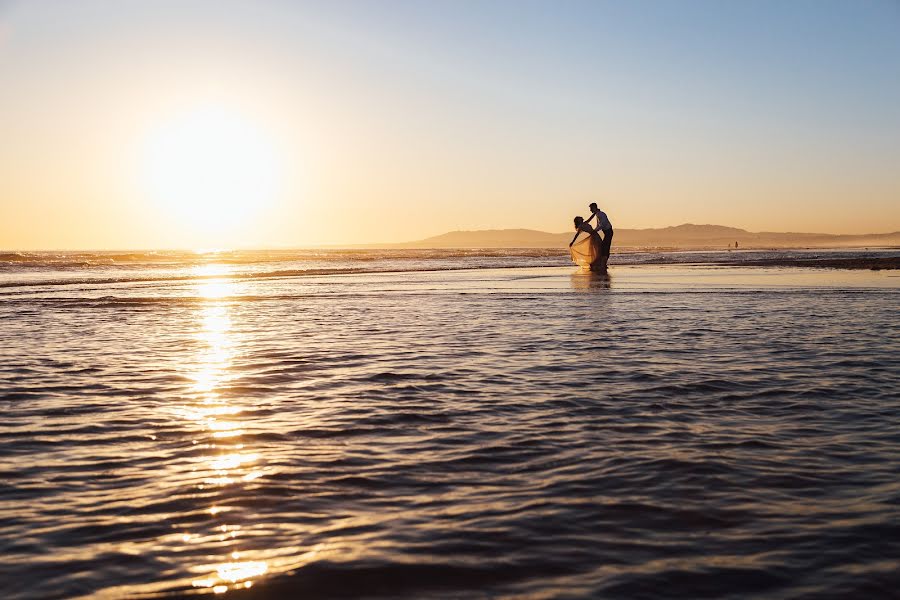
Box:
left=1, top=0, right=899, bottom=249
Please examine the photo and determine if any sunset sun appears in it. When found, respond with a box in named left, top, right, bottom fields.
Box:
left=138, top=106, right=282, bottom=237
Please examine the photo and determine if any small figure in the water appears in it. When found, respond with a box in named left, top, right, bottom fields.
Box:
left=570, top=216, right=605, bottom=272
left=585, top=202, right=613, bottom=271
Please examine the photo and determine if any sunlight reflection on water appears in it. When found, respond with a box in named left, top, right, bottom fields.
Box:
left=183, top=274, right=270, bottom=593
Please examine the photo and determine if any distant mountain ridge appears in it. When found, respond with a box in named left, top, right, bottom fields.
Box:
left=396, top=224, right=900, bottom=249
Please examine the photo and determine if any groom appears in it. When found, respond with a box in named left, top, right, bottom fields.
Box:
left=585, top=202, right=613, bottom=270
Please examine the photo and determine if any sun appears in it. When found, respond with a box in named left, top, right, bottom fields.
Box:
left=139, top=106, right=282, bottom=239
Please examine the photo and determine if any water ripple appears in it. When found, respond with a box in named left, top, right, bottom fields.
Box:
left=0, top=268, right=898, bottom=598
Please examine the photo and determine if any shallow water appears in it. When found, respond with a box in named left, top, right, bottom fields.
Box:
left=1, top=255, right=899, bottom=599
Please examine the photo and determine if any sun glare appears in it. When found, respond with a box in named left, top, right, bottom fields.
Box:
left=139, top=106, right=282, bottom=237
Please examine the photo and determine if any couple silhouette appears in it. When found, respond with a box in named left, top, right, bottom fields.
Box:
left=570, top=202, right=613, bottom=272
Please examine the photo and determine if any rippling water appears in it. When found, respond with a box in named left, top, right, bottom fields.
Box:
left=1, top=251, right=898, bottom=599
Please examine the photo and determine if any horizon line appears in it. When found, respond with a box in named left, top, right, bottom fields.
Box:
left=4, top=221, right=900, bottom=253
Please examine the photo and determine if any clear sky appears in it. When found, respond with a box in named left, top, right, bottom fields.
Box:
left=1, top=0, right=898, bottom=249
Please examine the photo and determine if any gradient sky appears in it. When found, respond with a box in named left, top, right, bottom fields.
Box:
left=1, top=0, right=899, bottom=249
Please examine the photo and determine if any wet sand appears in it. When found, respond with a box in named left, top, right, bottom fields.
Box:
left=331, top=264, right=900, bottom=296
left=706, top=256, right=900, bottom=270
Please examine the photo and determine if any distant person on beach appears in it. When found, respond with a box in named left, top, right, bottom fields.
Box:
left=585, top=202, right=613, bottom=270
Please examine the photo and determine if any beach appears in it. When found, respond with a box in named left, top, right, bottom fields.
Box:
left=1, top=251, right=899, bottom=599
left=4, top=0, right=899, bottom=596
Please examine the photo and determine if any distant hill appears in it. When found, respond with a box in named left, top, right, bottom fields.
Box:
left=395, top=224, right=900, bottom=249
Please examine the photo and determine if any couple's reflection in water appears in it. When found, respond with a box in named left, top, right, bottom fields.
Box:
left=570, top=270, right=612, bottom=291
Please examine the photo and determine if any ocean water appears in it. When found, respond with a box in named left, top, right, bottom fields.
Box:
left=1, top=250, right=899, bottom=599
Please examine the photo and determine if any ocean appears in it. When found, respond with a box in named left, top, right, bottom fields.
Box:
left=1, top=249, right=898, bottom=599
